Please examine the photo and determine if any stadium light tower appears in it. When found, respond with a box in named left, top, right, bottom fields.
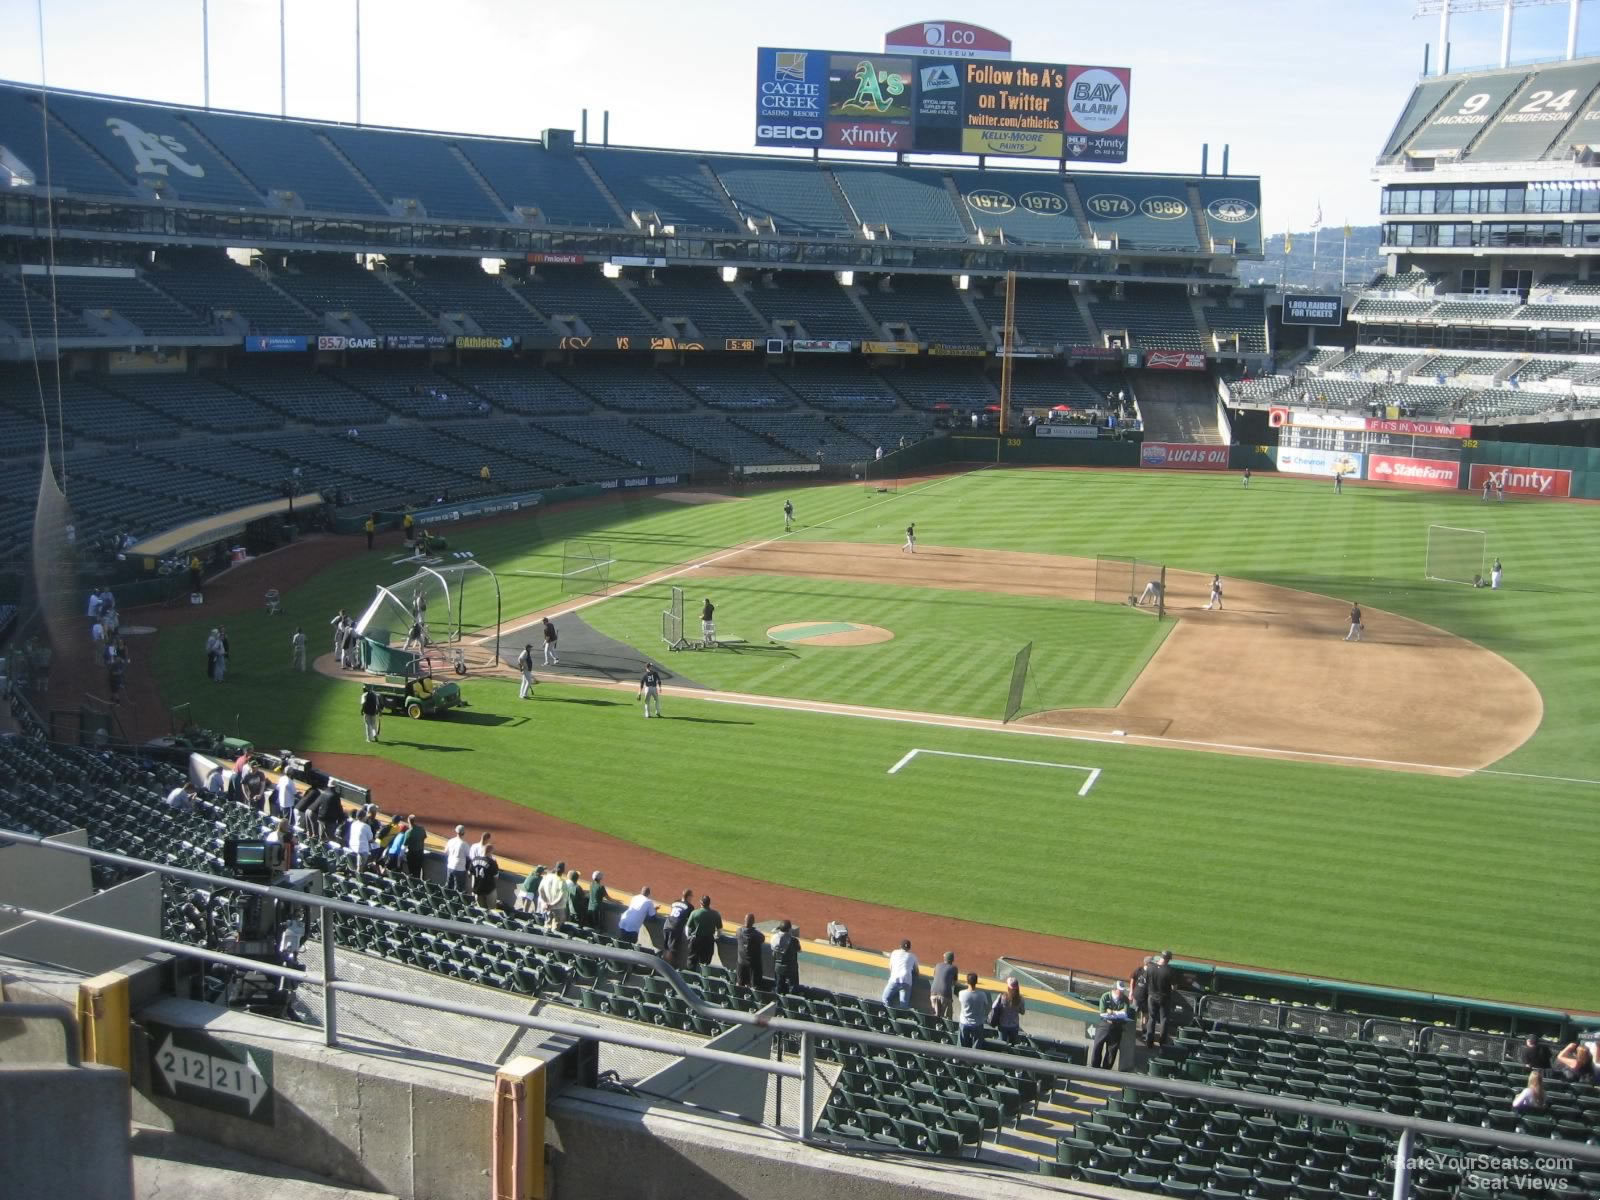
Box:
left=1415, top=0, right=1581, bottom=70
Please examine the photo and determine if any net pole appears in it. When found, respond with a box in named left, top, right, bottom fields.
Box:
left=998, top=269, right=1016, bottom=445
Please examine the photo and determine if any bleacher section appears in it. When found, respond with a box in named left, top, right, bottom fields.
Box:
left=1202, top=296, right=1267, bottom=353
left=525, top=269, right=653, bottom=335
left=708, top=157, right=857, bottom=238
left=270, top=264, right=433, bottom=335
left=878, top=364, right=995, bottom=412
left=1078, top=177, right=1202, bottom=252
left=729, top=413, right=874, bottom=465
left=457, top=140, right=617, bottom=227
left=661, top=362, right=795, bottom=411
left=324, top=128, right=504, bottom=223
left=583, top=148, right=738, bottom=232
left=858, top=277, right=986, bottom=343
left=532, top=416, right=694, bottom=476
left=637, top=414, right=806, bottom=466
left=775, top=363, right=908, bottom=412
left=215, top=366, right=390, bottom=426
left=95, top=373, right=283, bottom=433
left=970, top=279, right=1093, bottom=346
left=550, top=362, right=695, bottom=413
left=434, top=365, right=594, bottom=417
left=831, top=167, right=968, bottom=241
left=948, top=170, right=1084, bottom=246
left=1194, top=180, right=1263, bottom=254
left=0, top=274, right=93, bottom=338
left=183, top=111, right=385, bottom=216
left=37, top=273, right=206, bottom=337
left=0, top=88, right=134, bottom=197
left=151, top=261, right=312, bottom=333
left=630, top=273, right=768, bottom=339
left=1088, top=286, right=1204, bottom=350
left=1351, top=298, right=1436, bottom=321
left=747, top=275, right=877, bottom=340
left=323, top=366, right=488, bottom=422
left=394, top=273, right=551, bottom=337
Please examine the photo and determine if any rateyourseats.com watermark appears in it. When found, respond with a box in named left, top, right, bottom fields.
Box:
left=1388, top=1153, right=1578, bottom=1190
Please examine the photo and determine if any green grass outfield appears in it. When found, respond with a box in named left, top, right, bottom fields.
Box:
left=152, top=469, right=1600, bottom=1009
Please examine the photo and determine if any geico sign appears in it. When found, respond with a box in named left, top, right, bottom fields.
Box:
left=758, top=124, right=822, bottom=141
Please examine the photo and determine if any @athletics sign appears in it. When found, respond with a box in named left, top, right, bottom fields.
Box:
left=147, top=1021, right=273, bottom=1123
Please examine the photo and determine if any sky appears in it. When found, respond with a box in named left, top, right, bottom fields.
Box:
left=3, top=0, right=1600, bottom=236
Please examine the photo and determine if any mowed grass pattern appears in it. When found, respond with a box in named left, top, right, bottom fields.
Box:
left=582, top=574, right=1168, bottom=718
left=151, top=469, right=1600, bottom=1008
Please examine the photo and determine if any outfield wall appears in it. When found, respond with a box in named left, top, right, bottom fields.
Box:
left=1462, top=439, right=1600, bottom=500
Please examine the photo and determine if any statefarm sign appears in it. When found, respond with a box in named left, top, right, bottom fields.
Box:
left=1140, top=441, right=1229, bottom=470
left=1468, top=463, right=1572, bottom=498
left=1367, top=454, right=1461, bottom=489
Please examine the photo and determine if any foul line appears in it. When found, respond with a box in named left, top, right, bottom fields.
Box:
left=888, top=748, right=1101, bottom=796
left=475, top=469, right=982, bottom=647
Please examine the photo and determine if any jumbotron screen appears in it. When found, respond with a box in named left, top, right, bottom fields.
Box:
left=755, top=47, right=1130, bottom=162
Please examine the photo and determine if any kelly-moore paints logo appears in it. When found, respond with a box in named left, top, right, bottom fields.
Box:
left=1069, top=69, right=1128, bottom=132
left=105, top=117, right=204, bottom=178
left=1206, top=197, right=1258, bottom=224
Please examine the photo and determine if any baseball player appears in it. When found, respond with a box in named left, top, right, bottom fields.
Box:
left=542, top=616, right=559, bottom=665
left=638, top=662, right=663, bottom=718
left=1241, top=467, right=1251, bottom=489
left=783, top=499, right=794, bottom=531
left=1345, top=602, right=1363, bottom=642
left=1137, top=578, right=1164, bottom=608
left=1482, top=477, right=1493, bottom=502
left=516, top=643, right=537, bottom=699
left=1494, top=473, right=1506, bottom=503
left=700, top=597, right=716, bottom=648
left=1491, top=558, right=1503, bottom=589
left=1205, top=575, right=1223, bottom=611
left=1334, top=470, right=1344, bottom=495
left=291, top=626, right=307, bottom=671
left=902, top=522, right=916, bottom=554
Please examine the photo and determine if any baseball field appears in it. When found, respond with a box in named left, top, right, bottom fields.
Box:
left=149, top=467, right=1600, bottom=1010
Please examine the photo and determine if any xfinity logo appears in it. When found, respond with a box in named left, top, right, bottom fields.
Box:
left=757, top=124, right=822, bottom=141
left=834, top=124, right=900, bottom=148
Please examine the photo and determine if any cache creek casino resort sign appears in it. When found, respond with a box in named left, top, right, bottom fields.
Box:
left=754, top=41, right=1130, bottom=162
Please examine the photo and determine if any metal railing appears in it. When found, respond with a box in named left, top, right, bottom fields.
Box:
left=4, top=829, right=1599, bottom=1196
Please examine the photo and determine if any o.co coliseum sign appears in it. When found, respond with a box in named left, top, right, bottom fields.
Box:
left=1139, top=442, right=1229, bottom=470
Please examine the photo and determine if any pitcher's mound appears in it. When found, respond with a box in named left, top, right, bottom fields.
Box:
left=768, top=621, right=894, bottom=647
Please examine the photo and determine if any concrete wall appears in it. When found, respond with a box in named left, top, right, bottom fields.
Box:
left=0, top=869, right=161, bottom=975
left=0, top=1063, right=133, bottom=1199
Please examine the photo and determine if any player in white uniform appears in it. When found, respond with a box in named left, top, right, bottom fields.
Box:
left=1491, top=558, right=1503, bottom=589
left=700, top=598, right=716, bottom=648
left=1345, top=602, right=1363, bottom=641
left=783, top=500, right=794, bottom=531
left=1137, top=579, right=1164, bottom=608
left=902, top=523, right=916, bottom=554
left=291, top=627, right=307, bottom=671
left=516, top=644, right=537, bottom=699
left=1205, top=575, right=1223, bottom=610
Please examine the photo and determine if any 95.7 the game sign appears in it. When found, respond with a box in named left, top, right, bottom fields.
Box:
left=145, top=1021, right=274, bottom=1123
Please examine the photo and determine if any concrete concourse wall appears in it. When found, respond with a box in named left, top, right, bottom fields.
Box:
left=0, top=1063, right=133, bottom=1199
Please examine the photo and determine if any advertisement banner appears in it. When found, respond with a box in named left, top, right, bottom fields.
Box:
left=1063, top=65, right=1131, bottom=163
left=1467, top=463, right=1572, bottom=498
left=455, top=335, right=520, bottom=350
left=999, top=346, right=1059, bottom=359
left=244, top=335, right=307, bottom=353
left=884, top=21, right=1012, bottom=59
left=1036, top=424, right=1100, bottom=439
left=1069, top=345, right=1121, bottom=361
left=384, top=334, right=449, bottom=351
left=927, top=344, right=988, bottom=357
left=826, top=53, right=916, bottom=152
left=1368, top=453, right=1461, bottom=489
left=1145, top=350, right=1208, bottom=371
left=1365, top=417, right=1471, bottom=439
left=598, top=473, right=683, bottom=491
left=1140, top=442, right=1229, bottom=470
left=755, top=48, right=827, bottom=145
left=1275, top=446, right=1363, bottom=477
left=861, top=340, right=920, bottom=355
left=1273, top=407, right=1369, bottom=432
left=958, top=59, right=1067, bottom=159
left=526, top=252, right=587, bottom=265
left=793, top=339, right=854, bottom=353
left=317, top=334, right=379, bottom=351
left=1283, top=294, right=1344, bottom=327
left=414, top=489, right=545, bottom=527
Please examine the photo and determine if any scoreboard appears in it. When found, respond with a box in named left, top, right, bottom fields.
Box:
left=755, top=47, right=1130, bottom=162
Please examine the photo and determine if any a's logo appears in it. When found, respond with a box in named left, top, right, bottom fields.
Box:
left=1068, top=68, right=1129, bottom=132
left=775, top=52, right=808, bottom=82
left=922, top=22, right=946, bottom=46
left=845, top=61, right=907, bottom=114
left=1206, top=197, right=1258, bottom=224
left=105, top=117, right=204, bottom=178
left=920, top=64, right=959, bottom=91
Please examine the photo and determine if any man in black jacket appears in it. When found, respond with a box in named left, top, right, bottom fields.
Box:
left=735, top=913, right=765, bottom=990
left=1144, top=950, right=1175, bottom=1048
left=771, top=921, right=800, bottom=995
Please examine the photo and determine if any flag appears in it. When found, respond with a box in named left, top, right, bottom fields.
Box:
left=1311, top=202, right=1323, bottom=231
left=1343, top=220, right=1353, bottom=239
left=1284, top=229, right=1293, bottom=254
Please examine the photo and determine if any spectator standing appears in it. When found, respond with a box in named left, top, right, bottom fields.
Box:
left=930, top=952, right=958, bottom=1021
left=1519, top=1035, right=1553, bottom=1072
left=662, top=888, right=694, bottom=965
left=360, top=686, right=381, bottom=742
left=364, top=515, right=376, bottom=550
left=1091, top=981, right=1133, bottom=1070
left=1144, top=950, right=1175, bottom=1048
left=444, top=825, right=470, bottom=891
left=685, top=895, right=722, bottom=967
left=882, top=939, right=918, bottom=1009
left=1131, top=956, right=1154, bottom=1035
left=565, top=870, right=587, bottom=927
left=957, top=975, right=988, bottom=1048
left=513, top=867, right=542, bottom=914
left=347, top=808, right=374, bottom=874
left=164, top=782, right=197, bottom=813
left=735, top=914, right=765, bottom=990
left=469, top=844, right=500, bottom=909
left=990, top=977, right=1026, bottom=1043
left=619, top=886, right=656, bottom=944
left=403, top=815, right=427, bottom=878
left=770, top=921, right=800, bottom=995
left=586, top=871, right=609, bottom=929
left=538, top=859, right=570, bottom=928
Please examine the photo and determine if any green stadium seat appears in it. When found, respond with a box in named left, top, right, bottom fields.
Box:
left=1119, top=1170, right=1163, bottom=1192
left=1160, top=1182, right=1202, bottom=1198
left=1056, top=1136, right=1095, bottom=1167
left=1078, top=1166, right=1123, bottom=1188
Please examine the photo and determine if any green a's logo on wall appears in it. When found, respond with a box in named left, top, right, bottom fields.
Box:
left=845, top=60, right=907, bottom=114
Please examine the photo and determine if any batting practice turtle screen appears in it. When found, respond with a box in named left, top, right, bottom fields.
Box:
left=755, top=47, right=1130, bottom=161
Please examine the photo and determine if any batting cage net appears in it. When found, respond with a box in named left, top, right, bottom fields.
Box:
left=560, top=540, right=614, bottom=596
left=858, top=449, right=901, bottom=494
left=1094, top=555, right=1167, bottom=618
left=1425, top=525, right=1486, bottom=586
left=1003, top=641, right=1033, bottom=723
left=661, top=585, right=687, bottom=651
